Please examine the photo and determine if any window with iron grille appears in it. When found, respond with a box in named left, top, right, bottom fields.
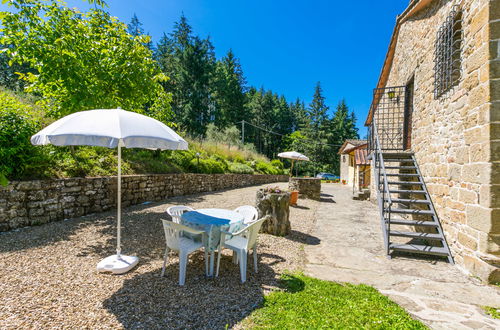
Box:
left=434, top=6, right=462, bottom=99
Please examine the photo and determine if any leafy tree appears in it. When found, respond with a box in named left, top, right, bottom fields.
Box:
left=1, top=0, right=171, bottom=119
left=223, top=125, right=241, bottom=149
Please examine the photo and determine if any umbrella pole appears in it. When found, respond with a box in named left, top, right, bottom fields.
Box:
left=290, top=160, right=294, bottom=177
left=117, top=143, right=122, bottom=258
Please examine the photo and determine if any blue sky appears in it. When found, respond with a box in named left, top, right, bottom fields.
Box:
left=2, top=0, right=409, bottom=137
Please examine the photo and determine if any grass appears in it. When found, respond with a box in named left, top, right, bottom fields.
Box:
left=243, top=273, right=427, bottom=329
left=483, top=306, right=500, bottom=319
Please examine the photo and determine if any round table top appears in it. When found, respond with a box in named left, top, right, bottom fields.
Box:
left=181, top=208, right=244, bottom=226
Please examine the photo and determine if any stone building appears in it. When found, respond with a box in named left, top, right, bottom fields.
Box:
left=365, top=0, right=499, bottom=282
left=338, top=140, right=371, bottom=196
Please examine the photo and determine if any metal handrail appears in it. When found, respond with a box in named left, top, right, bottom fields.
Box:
left=373, top=118, right=393, bottom=206
left=372, top=118, right=393, bottom=256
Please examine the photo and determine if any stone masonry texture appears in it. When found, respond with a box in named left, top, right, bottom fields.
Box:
left=371, top=0, right=499, bottom=282
left=0, top=174, right=288, bottom=232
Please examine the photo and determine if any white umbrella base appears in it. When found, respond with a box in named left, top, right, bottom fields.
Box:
left=97, top=254, right=139, bottom=274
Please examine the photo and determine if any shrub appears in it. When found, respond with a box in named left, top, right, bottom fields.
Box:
left=233, top=155, right=246, bottom=164
left=228, top=162, right=254, bottom=174
left=0, top=92, right=45, bottom=180
left=255, top=161, right=278, bottom=175
left=210, top=155, right=229, bottom=172
left=189, top=158, right=225, bottom=174
left=271, top=159, right=284, bottom=170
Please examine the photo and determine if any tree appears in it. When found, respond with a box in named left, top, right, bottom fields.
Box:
left=1, top=0, right=171, bottom=120
left=303, top=82, right=330, bottom=173
left=127, top=13, right=153, bottom=50
left=156, top=15, right=216, bottom=136
left=213, top=49, right=246, bottom=127
left=128, top=13, right=144, bottom=36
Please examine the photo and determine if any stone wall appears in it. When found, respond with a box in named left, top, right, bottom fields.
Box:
left=289, top=178, right=321, bottom=199
left=0, top=174, right=288, bottom=232
left=371, top=0, right=499, bottom=282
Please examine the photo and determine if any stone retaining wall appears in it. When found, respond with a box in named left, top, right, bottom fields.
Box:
left=0, top=174, right=288, bottom=232
left=289, top=178, right=321, bottom=200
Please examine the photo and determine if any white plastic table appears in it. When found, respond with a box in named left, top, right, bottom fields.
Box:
left=181, top=208, right=244, bottom=276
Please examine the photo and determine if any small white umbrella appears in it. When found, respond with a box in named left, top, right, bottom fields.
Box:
left=277, top=151, right=310, bottom=177
left=31, top=109, right=188, bottom=274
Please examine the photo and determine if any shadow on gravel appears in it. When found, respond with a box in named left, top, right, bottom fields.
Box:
left=103, top=251, right=280, bottom=329
left=290, top=205, right=310, bottom=210
left=286, top=229, right=320, bottom=245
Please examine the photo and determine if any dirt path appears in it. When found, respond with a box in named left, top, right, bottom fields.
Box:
left=305, top=183, right=500, bottom=329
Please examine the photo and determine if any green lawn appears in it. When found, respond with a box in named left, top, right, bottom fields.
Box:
left=243, top=273, right=427, bottom=329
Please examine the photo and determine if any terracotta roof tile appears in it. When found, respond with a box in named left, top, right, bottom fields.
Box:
left=355, top=148, right=370, bottom=165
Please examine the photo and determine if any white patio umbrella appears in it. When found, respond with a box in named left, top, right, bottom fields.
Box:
left=31, top=109, right=188, bottom=274
left=277, top=151, right=310, bottom=177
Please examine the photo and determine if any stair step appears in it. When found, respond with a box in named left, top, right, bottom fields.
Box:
left=388, top=181, right=423, bottom=185
left=388, top=219, right=439, bottom=227
left=382, top=153, right=414, bottom=158
left=384, top=166, right=417, bottom=170
left=389, top=189, right=426, bottom=194
left=382, top=158, right=416, bottom=163
left=390, top=208, right=434, bottom=215
left=385, top=173, right=420, bottom=177
left=389, top=243, right=449, bottom=256
left=389, top=231, right=442, bottom=240
left=386, top=198, right=430, bottom=204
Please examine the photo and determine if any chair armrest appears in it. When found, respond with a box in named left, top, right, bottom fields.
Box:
left=161, top=219, right=205, bottom=235
left=220, top=229, right=234, bottom=236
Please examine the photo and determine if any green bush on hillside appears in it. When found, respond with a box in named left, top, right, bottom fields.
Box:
left=189, top=158, right=225, bottom=174
left=0, top=92, right=45, bottom=180
left=271, top=159, right=284, bottom=170
left=228, top=162, right=254, bottom=174
left=254, top=160, right=279, bottom=175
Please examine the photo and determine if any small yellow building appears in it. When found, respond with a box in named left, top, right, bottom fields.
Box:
left=338, top=140, right=371, bottom=197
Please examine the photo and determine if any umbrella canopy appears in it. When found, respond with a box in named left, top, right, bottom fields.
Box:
left=278, top=151, right=310, bottom=177
left=31, top=109, right=188, bottom=274
left=277, top=151, right=310, bottom=161
left=31, top=109, right=188, bottom=150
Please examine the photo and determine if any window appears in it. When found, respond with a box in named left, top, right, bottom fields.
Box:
left=343, top=155, right=346, bottom=163
left=434, top=6, right=462, bottom=99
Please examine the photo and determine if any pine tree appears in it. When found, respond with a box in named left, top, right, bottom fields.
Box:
left=155, top=15, right=216, bottom=137
left=303, top=82, right=330, bottom=173
left=127, top=13, right=153, bottom=50
left=127, top=13, right=144, bottom=36
left=214, top=49, right=247, bottom=127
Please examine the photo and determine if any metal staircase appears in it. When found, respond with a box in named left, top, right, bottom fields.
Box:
left=371, top=119, right=454, bottom=263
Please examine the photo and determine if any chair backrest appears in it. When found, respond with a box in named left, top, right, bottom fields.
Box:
left=234, top=205, right=258, bottom=224
left=161, top=219, right=204, bottom=251
left=167, top=205, right=194, bottom=223
left=243, top=217, right=267, bottom=250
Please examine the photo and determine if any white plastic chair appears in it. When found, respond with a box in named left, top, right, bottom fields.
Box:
left=234, top=205, right=259, bottom=224
left=167, top=205, right=194, bottom=223
left=161, top=219, right=208, bottom=286
left=215, top=217, right=267, bottom=283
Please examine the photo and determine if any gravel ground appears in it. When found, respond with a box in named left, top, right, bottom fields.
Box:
left=0, top=183, right=321, bottom=329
